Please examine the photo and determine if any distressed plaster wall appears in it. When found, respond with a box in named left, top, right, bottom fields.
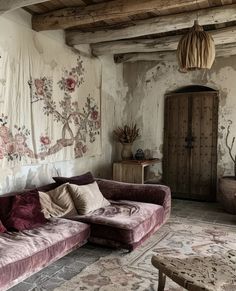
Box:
left=0, top=10, right=124, bottom=194
left=121, top=56, right=236, bottom=180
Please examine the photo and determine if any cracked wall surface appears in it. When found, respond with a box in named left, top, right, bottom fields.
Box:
left=121, top=56, right=236, bottom=180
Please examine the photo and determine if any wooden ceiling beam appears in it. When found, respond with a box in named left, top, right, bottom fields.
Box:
left=114, top=43, right=236, bottom=63
left=91, top=26, right=236, bottom=56
left=0, top=0, right=48, bottom=15
left=32, top=0, right=211, bottom=31
left=66, top=4, right=236, bottom=45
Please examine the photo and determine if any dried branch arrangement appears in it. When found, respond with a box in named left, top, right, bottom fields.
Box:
left=113, top=124, right=140, bottom=144
left=225, top=120, right=236, bottom=179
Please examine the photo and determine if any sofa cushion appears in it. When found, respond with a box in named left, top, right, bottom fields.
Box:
left=39, top=183, right=77, bottom=218
left=5, top=190, right=47, bottom=231
left=37, top=182, right=58, bottom=193
left=0, top=196, right=15, bottom=226
left=0, top=220, right=6, bottom=233
left=39, top=191, right=70, bottom=219
left=71, top=200, right=165, bottom=249
left=0, top=218, right=90, bottom=291
left=53, top=172, right=94, bottom=186
left=68, top=182, right=110, bottom=215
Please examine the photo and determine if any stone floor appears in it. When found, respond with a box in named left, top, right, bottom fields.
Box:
left=9, top=199, right=236, bottom=291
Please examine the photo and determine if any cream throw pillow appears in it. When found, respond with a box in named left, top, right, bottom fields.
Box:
left=68, top=181, right=110, bottom=215
left=39, top=183, right=77, bottom=218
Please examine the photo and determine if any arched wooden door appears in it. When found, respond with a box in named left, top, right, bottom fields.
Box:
left=163, top=90, right=218, bottom=201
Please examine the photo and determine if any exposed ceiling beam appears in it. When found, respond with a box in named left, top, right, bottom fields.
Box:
left=114, top=43, right=236, bottom=63
left=91, top=26, right=236, bottom=56
left=114, top=51, right=177, bottom=63
left=32, top=0, right=211, bottom=31
left=66, top=4, right=236, bottom=45
left=0, top=0, right=48, bottom=15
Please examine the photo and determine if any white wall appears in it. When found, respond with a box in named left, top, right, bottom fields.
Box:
left=120, top=56, right=236, bottom=179
left=0, top=10, right=124, bottom=194
left=1, top=9, right=235, bottom=193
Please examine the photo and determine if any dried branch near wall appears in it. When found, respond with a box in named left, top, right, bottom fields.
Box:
left=113, top=124, right=140, bottom=144
left=225, top=120, right=236, bottom=178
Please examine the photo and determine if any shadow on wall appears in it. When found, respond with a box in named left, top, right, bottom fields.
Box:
left=166, top=84, right=217, bottom=94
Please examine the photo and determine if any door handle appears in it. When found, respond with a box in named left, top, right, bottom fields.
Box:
left=184, top=135, right=195, bottom=149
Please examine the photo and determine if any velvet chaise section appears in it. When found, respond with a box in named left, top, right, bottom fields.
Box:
left=0, top=218, right=90, bottom=291
left=96, top=179, right=171, bottom=222
left=72, top=200, right=165, bottom=250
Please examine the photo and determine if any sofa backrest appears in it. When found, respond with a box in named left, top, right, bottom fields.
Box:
left=0, top=183, right=58, bottom=223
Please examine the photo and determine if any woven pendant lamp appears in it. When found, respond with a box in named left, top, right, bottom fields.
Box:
left=177, top=20, right=215, bottom=72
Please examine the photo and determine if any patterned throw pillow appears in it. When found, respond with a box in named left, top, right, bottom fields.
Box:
left=68, top=181, right=110, bottom=215
left=5, top=190, right=47, bottom=231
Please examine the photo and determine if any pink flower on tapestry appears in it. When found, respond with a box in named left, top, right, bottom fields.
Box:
left=0, top=136, right=5, bottom=147
left=6, top=142, right=16, bottom=154
left=0, top=147, right=4, bottom=159
left=94, top=120, right=101, bottom=129
left=82, top=145, right=87, bottom=153
left=15, top=134, right=26, bottom=145
left=35, top=79, right=45, bottom=96
left=74, top=141, right=87, bottom=158
left=16, top=144, right=26, bottom=154
left=40, top=136, right=51, bottom=145
left=65, top=77, right=77, bottom=92
left=91, top=110, right=99, bottom=121
left=0, top=126, right=10, bottom=143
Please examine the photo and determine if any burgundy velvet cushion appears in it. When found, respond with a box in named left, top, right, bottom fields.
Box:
left=37, top=182, right=58, bottom=193
left=0, top=220, right=6, bottom=233
left=0, top=196, right=14, bottom=226
left=53, top=172, right=94, bottom=186
left=5, top=190, right=47, bottom=231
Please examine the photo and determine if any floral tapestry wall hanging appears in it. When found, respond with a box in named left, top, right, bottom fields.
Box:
left=0, top=29, right=101, bottom=168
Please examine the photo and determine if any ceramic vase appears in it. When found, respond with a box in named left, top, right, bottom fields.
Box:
left=121, top=143, right=133, bottom=160
left=219, top=177, right=236, bottom=214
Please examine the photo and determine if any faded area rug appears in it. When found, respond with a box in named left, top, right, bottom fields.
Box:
left=54, top=219, right=236, bottom=291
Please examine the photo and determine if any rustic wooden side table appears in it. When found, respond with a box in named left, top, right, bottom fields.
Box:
left=113, top=159, right=161, bottom=184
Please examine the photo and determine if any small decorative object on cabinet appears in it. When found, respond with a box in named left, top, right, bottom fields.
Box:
left=135, top=149, right=145, bottom=160
left=113, top=159, right=161, bottom=184
left=113, top=124, right=140, bottom=160
left=219, top=120, right=236, bottom=214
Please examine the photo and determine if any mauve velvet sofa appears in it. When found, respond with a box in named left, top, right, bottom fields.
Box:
left=74, top=178, right=171, bottom=250
left=0, top=184, right=91, bottom=291
left=0, top=178, right=171, bottom=290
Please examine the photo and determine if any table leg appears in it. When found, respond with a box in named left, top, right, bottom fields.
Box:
left=158, top=271, right=166, bottom=291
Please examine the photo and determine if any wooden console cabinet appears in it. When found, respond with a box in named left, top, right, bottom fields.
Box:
left=113, top=159, right=161, bottom=184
